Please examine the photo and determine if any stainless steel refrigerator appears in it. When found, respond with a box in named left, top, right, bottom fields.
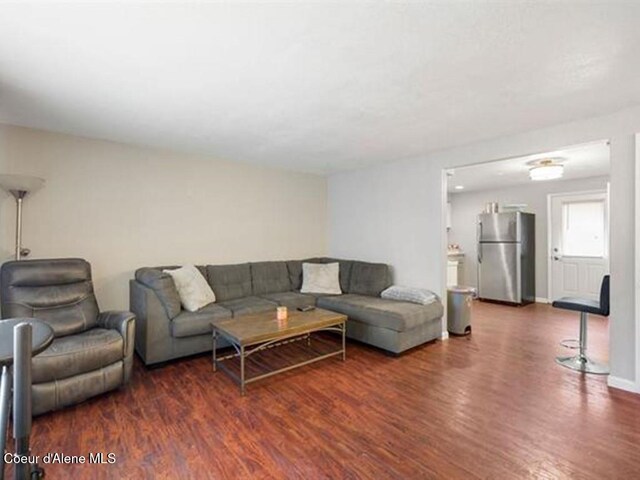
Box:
left=477, top=211, right=535, bottom=305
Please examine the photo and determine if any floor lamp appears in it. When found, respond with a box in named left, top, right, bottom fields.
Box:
left=0, top=174, right=45, bottom=260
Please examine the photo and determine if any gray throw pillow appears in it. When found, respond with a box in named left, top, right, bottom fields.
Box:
left=381, top=286, right=437, bottom=305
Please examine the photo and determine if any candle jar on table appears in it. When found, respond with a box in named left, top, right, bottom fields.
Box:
left=276, top=306, right=288, bottom=321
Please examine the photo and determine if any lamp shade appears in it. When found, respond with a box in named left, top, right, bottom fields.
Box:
left=0, top=174, right=45, bottom=197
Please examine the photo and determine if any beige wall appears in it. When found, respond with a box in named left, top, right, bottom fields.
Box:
left=0, top=124, right=328, bottom=310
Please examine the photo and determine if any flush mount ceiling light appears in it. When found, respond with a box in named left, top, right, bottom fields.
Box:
left=454, top=185, right=464, bottom=190
left=529, top=159, right=564, bottom=181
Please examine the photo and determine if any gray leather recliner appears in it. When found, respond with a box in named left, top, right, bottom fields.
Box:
left=0, top=258, right=135, bottom=415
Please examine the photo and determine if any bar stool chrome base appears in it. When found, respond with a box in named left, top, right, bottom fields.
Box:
left=555, top=355, right=609, bottom=375
left=552, top=275, right=610, bottom=377
left=556, top=310, right=609, bottom=375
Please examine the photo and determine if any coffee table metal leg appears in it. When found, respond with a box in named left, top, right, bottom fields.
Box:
left=212, top=330, right=217, bottom=372
left=240, top=345, right=246, bottom=396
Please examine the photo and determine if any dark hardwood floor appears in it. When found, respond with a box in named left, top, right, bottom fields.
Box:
left=20, top=302, right=640, bottom=479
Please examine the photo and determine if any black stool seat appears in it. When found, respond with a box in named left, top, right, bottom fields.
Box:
left=552, top=298, right=604, bottom=316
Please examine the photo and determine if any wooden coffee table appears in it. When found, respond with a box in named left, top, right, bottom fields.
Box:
left=211, top=308, right=347, bottom=395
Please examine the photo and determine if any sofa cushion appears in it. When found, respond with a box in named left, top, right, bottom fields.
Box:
left=135, top=268, right=182, bottom=319
left=32, top=328, right=123, bottom=383
left=207, top=263, right=252, bottom=302
left=171, top=303, right=232, bottom=338
left=259, top=292, right=317, bottom=310
left=348, top=261, right=392, bottom=297
left=251, top=261, right=291, bottom=295
left=217, top=296, right=277, bottom=317
left=286, top=261, right=303, bottom=290
left=317, top=294, right=443, bottom=332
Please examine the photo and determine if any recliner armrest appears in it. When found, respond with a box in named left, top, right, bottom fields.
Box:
left=98, top=310, right=136, bottom=358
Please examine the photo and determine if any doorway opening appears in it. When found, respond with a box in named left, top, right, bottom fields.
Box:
left=442, top=139, right=610, bottom=364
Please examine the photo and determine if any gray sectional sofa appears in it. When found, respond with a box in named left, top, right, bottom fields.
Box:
left=130, top=258, right=443, bottom=366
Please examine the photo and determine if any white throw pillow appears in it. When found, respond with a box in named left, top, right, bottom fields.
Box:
left=163, top=265, right=216, bottom=312
left=300, top=262, right=342, bottom=295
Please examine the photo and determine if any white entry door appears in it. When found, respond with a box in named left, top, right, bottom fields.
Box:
left=549, top=190, right=609, bottom=302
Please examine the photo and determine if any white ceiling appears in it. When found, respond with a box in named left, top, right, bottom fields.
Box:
left=0, top=3, right=639, bottom=174
left=446, top=141, right=610, bottom=193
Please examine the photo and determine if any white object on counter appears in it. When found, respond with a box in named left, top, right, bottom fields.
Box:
left=447, top=260, right=458, bottom=286
left=447, top=253, right=465, bottom=287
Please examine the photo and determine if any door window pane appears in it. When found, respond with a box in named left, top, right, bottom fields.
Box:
left=562, top=200, right=605, bottom=257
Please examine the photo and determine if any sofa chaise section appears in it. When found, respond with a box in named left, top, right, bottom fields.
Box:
left=315, top=260, right=442, bottom=354
left=317, top=294, right=443, bottom=354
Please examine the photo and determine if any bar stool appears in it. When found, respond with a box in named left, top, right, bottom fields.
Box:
left=0, top=319, right=53, bottom=480
left=552, top=275, right=610, bottom=374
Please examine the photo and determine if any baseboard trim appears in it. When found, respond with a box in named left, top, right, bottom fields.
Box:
left=441, top=331, right=449, bottom=340
left=535, top=297, right=549, bottom=304
left=608, top=375, right=640, bottom=394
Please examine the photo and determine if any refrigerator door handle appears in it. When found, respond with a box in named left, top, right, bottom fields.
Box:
left=477, top=221, right=483, bottom=263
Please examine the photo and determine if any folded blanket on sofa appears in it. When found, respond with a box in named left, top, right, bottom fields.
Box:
left=380, top=285, right=438, bottom=305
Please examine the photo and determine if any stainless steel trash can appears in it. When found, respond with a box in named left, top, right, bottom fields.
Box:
left=447, top=286, right=476, bottom=335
